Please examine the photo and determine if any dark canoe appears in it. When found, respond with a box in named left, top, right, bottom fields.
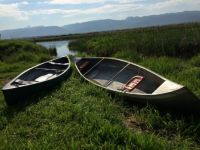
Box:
left=2, top=56, right=71, bottom=105
left=75, top=57, right=200, bottom=110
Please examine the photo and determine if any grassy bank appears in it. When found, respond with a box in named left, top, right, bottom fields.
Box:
left=0, top=23, right=200, bottom=149
left=69, top=23, right=200, bottom=58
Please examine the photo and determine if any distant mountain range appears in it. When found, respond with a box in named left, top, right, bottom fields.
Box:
left=0, top=26, right=66, bottom=39
left=1, top=11, right=200, bottom=39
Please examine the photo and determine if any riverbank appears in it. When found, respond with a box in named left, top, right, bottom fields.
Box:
left=37, top=40, right=75, bottom=57
left=0, top=23, right=200, bottom=149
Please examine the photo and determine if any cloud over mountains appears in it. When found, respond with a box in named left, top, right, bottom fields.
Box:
left=1, top=11, right=200, bottom=39
left=0, top=0, right=200, bottom=30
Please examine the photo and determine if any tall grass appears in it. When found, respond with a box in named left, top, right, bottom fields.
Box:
left=69, top=23, right=200, bottom=58
left=0, top=40, right=56, bottom=62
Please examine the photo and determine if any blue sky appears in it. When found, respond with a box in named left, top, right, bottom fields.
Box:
left=0, top=0, right=199, bottom=30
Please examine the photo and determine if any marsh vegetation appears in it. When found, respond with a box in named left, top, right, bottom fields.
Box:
left=0, top=23, right=200, bottom=149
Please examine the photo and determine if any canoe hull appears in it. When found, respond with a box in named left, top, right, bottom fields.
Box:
left=118, top=87, right=200, bottom=110
left=2, top=69, right=71, bottom=105
left=2, top=56, right=71, bottom=106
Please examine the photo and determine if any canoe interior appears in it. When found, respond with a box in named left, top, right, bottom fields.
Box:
left=10, top=57, right=69, bottom=87
left=77, top=58, right=165, bottom=94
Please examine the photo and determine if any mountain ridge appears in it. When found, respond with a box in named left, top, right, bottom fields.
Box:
left=1, top=11, right=200, bottom=39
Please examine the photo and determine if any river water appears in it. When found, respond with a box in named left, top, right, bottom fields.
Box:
left=37, top=40, right=75, bottom=57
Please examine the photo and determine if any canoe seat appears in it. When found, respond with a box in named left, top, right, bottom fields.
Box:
left=12, top=79, right=38, bottom=85
left=35, top=73, right=55, bottom=82
left=36, top=68, right=63, bottom=73
left=79, top=61, right=90, bottom=70
left=123, top=76, right=144, bottom=92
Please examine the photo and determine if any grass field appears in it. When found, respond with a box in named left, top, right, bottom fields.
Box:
left=0, top=23, right=200, bottom=149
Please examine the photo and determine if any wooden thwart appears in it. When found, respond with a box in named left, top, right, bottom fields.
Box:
left=83, top=58, right=104, bottom=76
left=104, top=64, right=130, bottom=87
left=36, top=68, right=61, bottom=71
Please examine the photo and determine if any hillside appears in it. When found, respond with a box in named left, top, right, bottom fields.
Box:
left=0, top=26, right=66, bottom=39
left=63, top=11, right=200, bottom=33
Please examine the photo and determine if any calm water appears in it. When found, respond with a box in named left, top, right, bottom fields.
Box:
left=37, top=40, right=75, bottom=57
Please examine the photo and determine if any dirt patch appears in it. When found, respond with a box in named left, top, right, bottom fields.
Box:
left=123, top=113, right=178, bottom=141
left=1, top=79, right=11, bottom=87
left=123, top=114, right=149, bottom=133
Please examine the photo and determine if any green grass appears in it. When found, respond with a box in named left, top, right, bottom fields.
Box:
left=69, top=23, right=200, bottom=58
left=0, top=23, right=200, bottom=149
left=68, top=23, right=200, bottom=148
left=0, top=71, right=198, bottom=149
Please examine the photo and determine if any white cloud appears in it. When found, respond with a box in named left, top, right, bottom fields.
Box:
left=0, top=3, right=28, bottom=20
left=20, top=1, right=29, bottom=5
left=30, top=9, right=80, bottom=15
left=141, top=0, right=200, bottom=16
left=57, top=1, right=143, bottom=20
left=50, top=0, right=105, bottom=4
left=30, top=1, right=142, bottom=15
left=27, top=0, right=200, bottom=22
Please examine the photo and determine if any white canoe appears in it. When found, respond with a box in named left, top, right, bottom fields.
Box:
left=75, top=57, right=200, bottom=110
